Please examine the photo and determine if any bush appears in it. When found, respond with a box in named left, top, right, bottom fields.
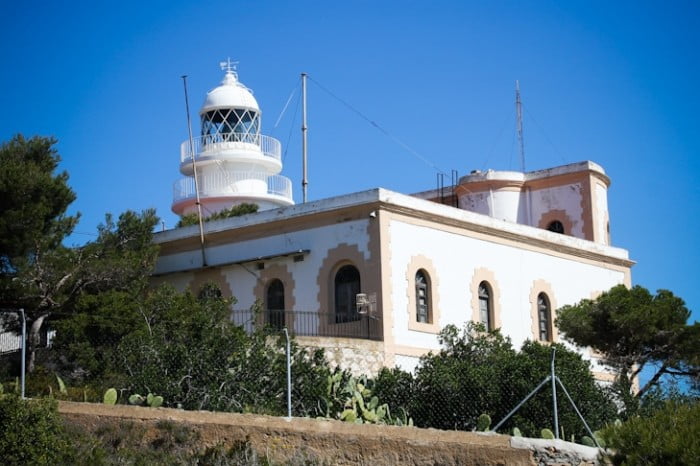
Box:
left=371, top=367, right=415, bottom=418
left=602, top=400, right=700, bottom=465
left=114, top=284, right=331, bottom=415
left=177, top=203, right=258, bottom=227
left=0, top=396, right=72, bottom=465
left=368, top=323, right=616, bottom=439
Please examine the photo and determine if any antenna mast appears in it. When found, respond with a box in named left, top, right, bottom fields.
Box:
left=181, top=75, right=207, bottom=267
left=515, top=80, right=526, bottom=172
left=301, top=73, right=308, bottom=203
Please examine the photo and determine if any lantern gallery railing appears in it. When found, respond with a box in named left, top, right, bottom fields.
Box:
left=173, top=171, right=293, bottom=203
left=230, top=309, right=383, bottom=341
left=180, top=134, right=281, bottom=163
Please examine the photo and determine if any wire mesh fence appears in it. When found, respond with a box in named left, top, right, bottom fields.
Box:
left=0, top=309, right=617, bottom=444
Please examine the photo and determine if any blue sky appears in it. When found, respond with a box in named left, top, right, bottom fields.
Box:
left=1, top=1, right=698, bottom=324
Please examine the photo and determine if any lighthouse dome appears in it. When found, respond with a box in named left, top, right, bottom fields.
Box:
left=200, top=68, right=259, bottom=114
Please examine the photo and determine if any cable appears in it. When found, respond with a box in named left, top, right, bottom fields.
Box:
left=307, top=75, right=446, bottom=174
left=282, top=88, right=301, bottom=163
left=70, top=231, right=99, bottom=237
left=481, top=110, right=514, bottom=172
left=273, top=79, right=300, bottom=131
left=523, top=104, right=569, bottom=166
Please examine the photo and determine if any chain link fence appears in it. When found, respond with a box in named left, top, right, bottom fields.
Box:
left=0, top=308, right=616, bottom=444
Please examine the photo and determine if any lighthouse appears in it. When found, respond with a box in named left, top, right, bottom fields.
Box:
left=172, top=60, right=294, bottom=217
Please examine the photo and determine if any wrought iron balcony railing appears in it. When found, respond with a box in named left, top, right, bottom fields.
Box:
left=230, top=309, right=383, bottom=341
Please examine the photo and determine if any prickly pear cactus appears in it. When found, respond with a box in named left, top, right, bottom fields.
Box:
left=103, top=388, right=118, bottom=405
left=476, top=413, right=491, bottom=432
left=147, top=394, right=164, bottom=408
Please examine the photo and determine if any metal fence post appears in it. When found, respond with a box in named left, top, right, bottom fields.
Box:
left=551, top=347, right=559, bottom=439
left=20, top=308, right=26, bottom=399
left=283, top=327, right=291, bottom=420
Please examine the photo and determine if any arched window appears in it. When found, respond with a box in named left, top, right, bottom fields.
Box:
left=334, top=265, right=361, bottom=323
left=197, top=282, right=222, bottom=300
left=479, top=281, right=493, bottom=330
left=538, top=293, right=552, bottom=341
left=547, top=220, right=565, bottom=234
left=415, top=270, right=431, bottom=323
left=265, top=279, right=285, bottom=330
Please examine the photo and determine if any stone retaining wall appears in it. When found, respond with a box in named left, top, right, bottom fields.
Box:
left=57, top=402, right=601, bottom=465
left=296, top=336, right=385, bottom=376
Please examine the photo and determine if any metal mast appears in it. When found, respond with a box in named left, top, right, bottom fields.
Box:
left=182, top=75, right=207, bottom=267
left=515, top=80, right=526, bottom=172
left=301, top=73, right=308, bottom=203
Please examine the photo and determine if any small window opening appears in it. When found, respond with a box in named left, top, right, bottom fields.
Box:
left=547, top=220, right=565, bottom=234
left=415, top=270, right=430, bottom=323
left=478, top=281, right=492, bottom=330
left=537, top=293, right=552, bottom=342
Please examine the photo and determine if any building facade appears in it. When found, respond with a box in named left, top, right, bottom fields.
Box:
left=154, top=64, right=633, bottom=379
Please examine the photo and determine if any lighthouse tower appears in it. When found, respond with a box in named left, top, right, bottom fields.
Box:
left=172, top=61, right=294, bottom=217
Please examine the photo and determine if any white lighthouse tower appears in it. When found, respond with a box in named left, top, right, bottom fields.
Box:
left=172, top=61, right=294, bottom=217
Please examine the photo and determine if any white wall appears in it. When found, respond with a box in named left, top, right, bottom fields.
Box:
left=595, top=182, right=609, bottom=244
left=156, top=219, right=371, bottom=312
left=388, top=219, right=626, bottom=354
left=460, top=182, right=587, bottom=239
left=529, top=183, right=585, bottom=237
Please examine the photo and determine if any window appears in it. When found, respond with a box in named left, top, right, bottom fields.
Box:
left=478, top=281, right=493, bottom=330
left=547, top=220, right=565, bottom=234
left=537, top=293, right=552, bottom=341
left=197, top=283, right=222, bottom=300
left=415, top=270, right=430, bottom=323
left=200, top=109, right=260, bottom=144
left=265, top=279, right=285, bottom=330
left=334, top=265, right=361, bottom=323
left=407, top=255, right=441, bottom=333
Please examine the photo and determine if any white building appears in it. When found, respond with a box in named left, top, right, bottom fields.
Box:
left=153, top=64, right=632, bottom=379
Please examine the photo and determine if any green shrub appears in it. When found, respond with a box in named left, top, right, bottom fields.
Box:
left=114, top=284, right=331, bottom=416
left=371, top=367, right=415, bottom=418
left=177, top=203, right=258, bottom=227
left=602, top=400, right=700, bottom=466
left=0, top=396, right=73, bottom=465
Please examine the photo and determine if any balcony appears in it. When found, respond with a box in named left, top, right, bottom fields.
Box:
left=173, top=170, right=294, bottom=204
left=230, top=309, right=383, bottom=341
left=180, top=134, right=281, bottom=164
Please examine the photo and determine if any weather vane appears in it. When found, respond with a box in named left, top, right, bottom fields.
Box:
left=220, top=57, right=239, bottom=74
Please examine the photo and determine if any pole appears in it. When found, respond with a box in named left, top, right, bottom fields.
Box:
left=20, top=308, right=25, bottom=399
left=551, top=347, right=559, bottom=439
left=491, top=375, right=552, bottom=433
left=283, top=328, right=292, bottom=419
left=182, top=75, right=207, bottom=267
left=515, top=80, right=526, bottom=172
left=301, top=73, right=308, bottom=203
left=556, top=377, right=601, bottom=447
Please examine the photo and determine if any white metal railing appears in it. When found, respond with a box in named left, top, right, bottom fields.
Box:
left=173, top=171, right=293, bottom=203
left=0, top=331, right=20, bottom=354
left=180, top=134, right=281, bottom=163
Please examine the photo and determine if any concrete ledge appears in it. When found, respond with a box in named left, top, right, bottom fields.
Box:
left=511, top=436, right=602, bottom=465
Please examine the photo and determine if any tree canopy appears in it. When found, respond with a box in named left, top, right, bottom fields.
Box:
left=372, top=323, right=616, bottom=438
left=556, top=284, right=699, bottom=399
left=0, top=135, right=78, bottom=270
left=0, top=134, right=159, bottom=371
